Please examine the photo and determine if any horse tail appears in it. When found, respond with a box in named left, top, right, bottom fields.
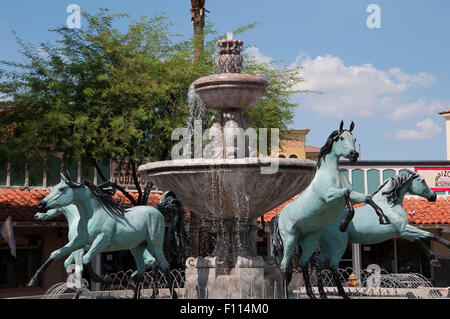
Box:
left=156, top=191, right=189, bottom=269
left=269, top=216, right=284, bottom=266
left=142, top=182, right=154, bottom=205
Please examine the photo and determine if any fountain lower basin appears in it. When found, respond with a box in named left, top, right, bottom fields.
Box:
left=139, top=157, right=316, bottom=222
left=139, top=157, right=316, bottom=298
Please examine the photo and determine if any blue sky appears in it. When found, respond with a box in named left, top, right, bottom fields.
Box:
left=1, top=1, right=449, bottom=160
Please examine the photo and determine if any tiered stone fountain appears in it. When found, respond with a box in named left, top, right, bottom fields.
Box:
left=138, top=36, right=316, bottom=298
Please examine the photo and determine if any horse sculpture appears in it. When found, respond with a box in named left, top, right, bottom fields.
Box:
left=315, top=169, right=450, bottom=298
left=33, top=205, right=113, bottom=294
left=271, top=121, right=391, bottom=299
left=27, top=173, right=179, bottom=299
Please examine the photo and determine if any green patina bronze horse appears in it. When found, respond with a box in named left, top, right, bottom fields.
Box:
left=272, top=121, right=391, bottom=299
left=28, top=173, right=179, bottom=299
left=315, top=169, right=450, bottom=298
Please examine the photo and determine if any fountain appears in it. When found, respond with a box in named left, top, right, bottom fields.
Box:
left=138, top=36, right=316, bottom=298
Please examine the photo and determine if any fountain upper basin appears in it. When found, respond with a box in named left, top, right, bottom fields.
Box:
left=138, top=158, right=316, bottom=221
left=193, top=73, right=268, bottom=110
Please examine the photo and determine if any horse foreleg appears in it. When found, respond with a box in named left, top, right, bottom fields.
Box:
left=298, top=234, right=321, bottom=299
left=27, top=237, right=85, bottom=287
left=130, top=247, right=147, bottom=299
left=280, top=234, right=297, bottom=299
left=330, top=266, right=349, bottom=299
left=350, top=191, right=391, bottom=225
left=316, top=263, right=328, bottom=299
left=339, top=189, right=355, bottom=232
left=82, top=234, right=110, bottom=265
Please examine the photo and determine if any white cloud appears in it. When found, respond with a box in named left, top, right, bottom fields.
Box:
left=393, top=118, right=442, bottom=140
left=291, top=54, right=443, bottom=119
left=245, top=46, right=273, bottom=65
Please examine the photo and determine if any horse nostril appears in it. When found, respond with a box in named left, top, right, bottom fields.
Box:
left=348, top=150, right=359, bottom=162
left=37, top=201, right=47, bottom=211
left=33, top=215, right=42, bottom=224
left=428, top=193, right=437, bottom=202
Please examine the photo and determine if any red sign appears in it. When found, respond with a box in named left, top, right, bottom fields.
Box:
left=415, top=167, right=450, bottom=192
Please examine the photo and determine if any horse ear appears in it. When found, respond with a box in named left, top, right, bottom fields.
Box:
left=349, top=121, right=355, bottom=132
left=339, top=120, right=344, bottom=132
left=65, top=170, right=73, bottom=183
left=60, top=172, right=68, bottom=182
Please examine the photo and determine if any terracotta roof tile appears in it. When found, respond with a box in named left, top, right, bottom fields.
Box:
left=438, top=109, right=450, bottom=115
left=305, top=145, right=320, bottom=153
left=0, top=188, right=165, bottom=223
left=3, top=189, right=449, bottom=226
left=260, top=196, right=450, bottom=225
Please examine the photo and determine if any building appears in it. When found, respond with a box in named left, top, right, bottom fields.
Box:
left=278, top=129, right=310, bottom=158
left=1, top=119, right=449, bottom=297
left=0, top=158, right=162, bottom=298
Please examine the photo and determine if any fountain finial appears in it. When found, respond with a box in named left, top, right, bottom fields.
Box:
left=217, top=36, right=243, bottom=73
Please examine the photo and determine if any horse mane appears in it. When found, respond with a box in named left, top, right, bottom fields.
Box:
left=156, top=191, right=183, bottom=217
left=81, top=179, right=127, bottom=216
left=373, top=170, right=420, bottom=204
left=317, top=130, right=341, bottom=169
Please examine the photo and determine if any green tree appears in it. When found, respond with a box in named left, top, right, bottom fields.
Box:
left=0, top=9, right=307, bottom=203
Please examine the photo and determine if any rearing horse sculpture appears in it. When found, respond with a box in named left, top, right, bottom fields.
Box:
left=316, top=169, right=450, bottom=298
left=27, top=174, right=178, bottom=299
left=272, top=121, right=391, bottom=299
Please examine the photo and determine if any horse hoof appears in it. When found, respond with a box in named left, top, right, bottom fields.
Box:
left=342, top=294, right=350, bottom=299
left=339, top=222, right=348, bottom=232
left=102, top=274, right=113, bottom=284
left=319, top=294, right=328, bottom=299
left=307, top=292, right=317, bottom=299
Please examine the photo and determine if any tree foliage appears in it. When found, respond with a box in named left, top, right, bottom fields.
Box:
left=0, top=9, right=308, bottom=201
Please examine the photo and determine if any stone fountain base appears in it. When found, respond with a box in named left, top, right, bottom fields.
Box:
left=185, top=256, right=282, bottom=299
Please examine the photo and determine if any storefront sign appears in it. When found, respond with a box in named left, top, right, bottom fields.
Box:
left=110, top=160, right=146, bottom=189
left=414, top=167, right=450, bottom=191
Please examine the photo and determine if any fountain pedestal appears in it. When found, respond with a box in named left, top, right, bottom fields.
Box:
left=185, top=255, right=282, bottom=299
left=138, top=37, right=317, bottom=299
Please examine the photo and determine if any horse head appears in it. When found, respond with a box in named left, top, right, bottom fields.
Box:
left=36, top=171, right=81, bottom=213
left=408, top=170, right=436, bottom=202
left=317, top=121, right=359, bottom=168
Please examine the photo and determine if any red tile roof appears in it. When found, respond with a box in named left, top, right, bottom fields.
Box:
left=305, top=145, right=320, bottom=153
left=438, top=109, right=450, bottom=115
left=0, top=188, right=163, bottom=223
left=2, top=189, right=449, bottom=226
left=260, top=196, right=450, bottom=225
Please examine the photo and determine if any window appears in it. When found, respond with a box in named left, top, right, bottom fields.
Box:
left=81, top=159, right=94, bottom=181
left=0, top=160, right=6, bottom=186
left=96, top=160, right=110, bottom=181
left=339, top=169, right=349, bottom=180
left=0, top=234, right=42, bottom=288
left=28, top=157, right=44, bottom=187
left=367, top=169, right=380, bottom=194
left=10, top=158, right=25, bottom=186
left=351, top=169, right=365, bottom=193
left=361, top=240, right=395, bottom=273
left=382, top=169, right=395, bottom=182
left=289, top=154, right=298, bottom=159
left=46, top=157, right=61, bottom=186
